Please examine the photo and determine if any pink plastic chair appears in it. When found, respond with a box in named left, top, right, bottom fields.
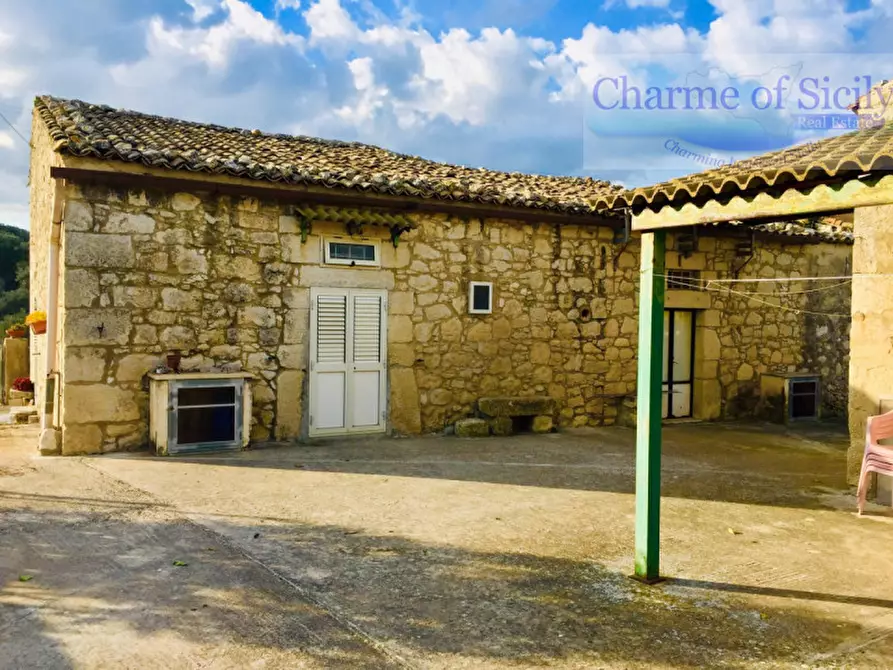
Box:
left=857, top=410, right=893, bottom=515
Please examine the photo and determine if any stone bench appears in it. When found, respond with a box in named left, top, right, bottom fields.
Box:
left=478, top=396, right=556, bottom=436
left=10, top=407, right=38, bottom=425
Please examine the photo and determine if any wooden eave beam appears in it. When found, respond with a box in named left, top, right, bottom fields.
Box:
left=50, top=166, right=622, bottom=229
left=631, top=174, right=893, bottom=231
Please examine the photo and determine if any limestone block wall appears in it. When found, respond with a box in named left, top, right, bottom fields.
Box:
left=390, top=218, right=641, bottom=431
left=55, top=180, right=639, bottom=451
left=672, top=236, right=852, bottom=420
left=848, top=204, right=893, bottom=483
left=1, top=337, right=29, bottom=404
left=51, top=173, right=852, bottom=455
left=57, top=182, right=421, bottom=454
left=28, top=109, right=59, bottom=409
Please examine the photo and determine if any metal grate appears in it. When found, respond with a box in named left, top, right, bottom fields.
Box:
left=329, top=242, right=375, bottom=262
left=789, top=377, right=820, bottom=420
left=169, top=379, right=244, bottom=453
left=666, top=269, right=702, bottom=291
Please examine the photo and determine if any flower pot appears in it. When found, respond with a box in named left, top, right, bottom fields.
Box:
left=29, top=320, right=47, bottom=335
left=166, top=351, right=182, bottom=372
left=5, top=328, right=26, bottom=338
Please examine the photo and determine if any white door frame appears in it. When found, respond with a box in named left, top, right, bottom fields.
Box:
left=308, top=287, right=388, bottom=437
left=661, top=308, right=695, bottom=420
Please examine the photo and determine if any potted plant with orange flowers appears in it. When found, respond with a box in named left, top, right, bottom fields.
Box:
left=25, top=310, right=47, bottom=335
left=5, top=322, right=27, bottom=338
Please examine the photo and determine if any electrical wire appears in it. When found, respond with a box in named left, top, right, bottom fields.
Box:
left=713, top=284, right=851, bottom=318
left=0, top=110, right=30, bottom=147
left=661, top=276, right=852, bottom=318
left=664, top=276, right=852, bottom=296
left=654, top=273, right=856, bottom=284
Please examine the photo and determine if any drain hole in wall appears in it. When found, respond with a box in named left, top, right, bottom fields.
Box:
left=512, top=416, right=535, bottom=433
left=580, top=308, right=592, bottom=322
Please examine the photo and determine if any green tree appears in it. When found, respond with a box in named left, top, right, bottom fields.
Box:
left=0, top=224, right=29, bottom=333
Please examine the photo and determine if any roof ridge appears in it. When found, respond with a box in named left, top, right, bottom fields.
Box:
left=36, top=93, right=396, bottom=152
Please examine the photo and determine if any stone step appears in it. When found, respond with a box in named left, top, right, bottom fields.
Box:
left=10, top=407, right=38, bottom=425
left=454, top=418, right=490, bottom=438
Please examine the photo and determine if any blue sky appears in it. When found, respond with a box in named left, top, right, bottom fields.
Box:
left=0, top=0, right=891, bottom=228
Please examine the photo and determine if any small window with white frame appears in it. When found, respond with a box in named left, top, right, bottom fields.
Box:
left=468, top=281, right=493, bottom=314
left=323, top=238, right=381, bottom=267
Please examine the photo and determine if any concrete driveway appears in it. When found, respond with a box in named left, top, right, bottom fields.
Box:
left=2, top=421, right=892, bottom=669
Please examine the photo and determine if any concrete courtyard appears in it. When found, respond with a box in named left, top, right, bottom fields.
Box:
left=1, top=420, right=892, bottom=669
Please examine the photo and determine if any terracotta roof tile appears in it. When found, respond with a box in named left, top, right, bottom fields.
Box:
left=717, top=217, right=853, bottom=244
left=35, top=95, right=622, bottom=216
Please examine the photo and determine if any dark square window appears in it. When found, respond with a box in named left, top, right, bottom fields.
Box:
left=791, top=393, right=817, bottom=419
left=470, top=283, right=492, bottom=313
left=789, top=378, right=820, bottom=420
left=177, top=406, right=236, bottom=445
left=175, top=384, right=239, bottom=446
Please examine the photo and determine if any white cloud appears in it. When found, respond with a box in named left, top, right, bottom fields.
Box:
left=0, top=0, right=891, bottom=227
left=0, top=67, right=27, bottom=95
left=407, top=27, right=557, bottom=126
left=275, top=0, right=302, bottom=11
left=334, top=57, right=388, bottom=122
left=137, top=0, right=302, bottom=69
left=603, top=0, right=671, bottom=9
left=186, top=0, right=221, bottom=22
left=305, top=0, right=360, bottom=42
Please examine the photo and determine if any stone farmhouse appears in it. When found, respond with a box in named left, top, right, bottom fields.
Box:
left=28, top=96, right=852, bottom=455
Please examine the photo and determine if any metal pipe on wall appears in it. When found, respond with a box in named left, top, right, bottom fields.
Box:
left=41, top=179, right=64, bottom=432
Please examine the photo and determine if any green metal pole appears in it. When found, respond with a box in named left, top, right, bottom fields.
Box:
left=634, top=230, right=666, bottom=583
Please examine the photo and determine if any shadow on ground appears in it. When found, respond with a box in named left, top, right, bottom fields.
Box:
left=0, top=495, right=876, bottom=669
left=0, top=498, right=395, bottom=668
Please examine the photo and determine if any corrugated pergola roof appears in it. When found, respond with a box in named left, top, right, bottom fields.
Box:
left=596, top=121, right=893, bottom=212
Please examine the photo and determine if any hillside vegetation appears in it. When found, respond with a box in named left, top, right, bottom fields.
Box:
left=0, top=224, right=29, bottom=333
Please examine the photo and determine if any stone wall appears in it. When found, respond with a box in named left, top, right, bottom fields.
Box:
left=848, top=204, right=893, bottom=483
left=389, top=217, right=637, bottom=431
left=28, top=109, right=62, bottom=410
left=390, top=226, right=851, bottom=431
left=2, top=337, right=29, bottom=404
left=49, top=169, right=852, bottom=454
left=672, top=236, right=851, bottom=421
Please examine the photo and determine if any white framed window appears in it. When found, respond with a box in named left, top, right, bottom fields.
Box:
left=468, top=281, right=493, bottom=315
left=323, top=237, right=381, bottom=267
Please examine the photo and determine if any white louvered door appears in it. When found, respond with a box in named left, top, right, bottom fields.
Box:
left=309, top=288, right=387, bottom=436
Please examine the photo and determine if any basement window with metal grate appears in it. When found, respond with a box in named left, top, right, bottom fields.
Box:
left=789, top=377, right=820, bottom=421
left=666, top=270, right=702, bottom=291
